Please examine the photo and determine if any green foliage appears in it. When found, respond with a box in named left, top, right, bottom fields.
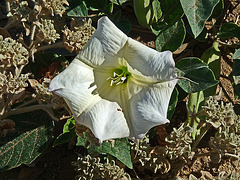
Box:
left=110, top=0, right=128, bottom=5
left=133, top=0, right=162, bottom=27
left=53, top=118, right=76, bottom=146
left=176, top=57, right=218, bottom=93
left=0, top=111, right=54, bottom=171
left=167, top=88, right=178, bottom=119
left=155, top=19, right=185, bottom=52
left=160, top=0, right=184, bottom=25
left=77, top=135, right=132, bottom=169
left=66, top=0, right=88, bottom=16
left=187, top=42, right=221, bottom=139
left=218, top=22, right=240, bottom=40
left=180, top=0, right=220, bottom=38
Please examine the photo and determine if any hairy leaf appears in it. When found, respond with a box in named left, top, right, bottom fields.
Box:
left=161, top=0, right=184, bottom=25
left=218, top=22, right=240, bottom=40
left=180, top=0, right=220, bottom=38
left=176, top=57, right=218, bottom=93
left=89, top=138, right=132, bottom=169
left=77, top=135, right=132, bottom=169
left=155, top=19, right=186, bottom=52
left=0, top=111, right=53, bottom=171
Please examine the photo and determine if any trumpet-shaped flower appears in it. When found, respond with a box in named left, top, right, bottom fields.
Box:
left=49, top=16, right=178, bottom=143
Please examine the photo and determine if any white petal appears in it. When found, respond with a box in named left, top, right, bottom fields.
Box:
left=77, top=16, right=128, bottom=67
left=119, top=38, right=177, bottom=81
left=49, top=59, right=96, bottom=117
left=77, top=99, right=130, bottom=143
left=129, top=79, right=178, bottom=139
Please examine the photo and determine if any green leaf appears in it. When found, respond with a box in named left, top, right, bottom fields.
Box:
left=210, top=0, right=224, bottom=18
left=76, top=135, right=132, bottom=169
left=155, top=19, right=186, bottom=52
left=186, top=25, right=208, bottom=42
left=89, top=139, right=132, bottom=169
left=152, top=0, right=162, bottom=22
left=84, top=0, right=107, bottom=10
left=110, top=0, right=128, bottom=5
left=113, top=10, right=121, bottom=21
left=104, top=3, right=114, bottom=14
left=218, top=22, right=240, bottom=40
left=180, top=0, right=220, bottom=38
left=62, top=117, right=75, bottom=133
left=76, top=133, right=87, bottom=146
left=233, top=49, right=240, bottom=96
left=53, top=118, right=76, bottom=147
left=167, top=88, right=178, bottom=119
left=161, top=0, right=184, bottom=25
left=176, top=57, right=218, bottom=93
left=113, top=19, right=131, bottom=34
left=66, top=0, right=88, bottom=17
left=0, top=111, right=53, bottom=171
left=201, top=41, right=221, bottom=96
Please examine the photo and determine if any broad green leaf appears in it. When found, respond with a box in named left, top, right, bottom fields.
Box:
left=201, top=41, right=221, bottom=79
left=76, top=135, right=132, bottom=169
left=53, top=118, right=76, bottom=147
left=88, top=138, right=132, bottom=169
left=113, top=10, right=121, bottom=21
left=186, top=25, right=208, bottom=42
left=66, top=0, right=88, bottom=17
left=218, top=22, right=240, bottom=40
left=176, top=57, right=218, bottom=93
left=161, top=0, right=184, bottom=25
left=233, top=49, right=240, bottom=96
left=155, top=19, right=186, bottom=52
left=113, top=19, right=131, bottom=34
left=211, top=0, right=224, bottom=18
left=0, top=111, right=53, bottom=171
left=180, top=0, right=220, bottom=38
left=133, top=0, right=152, bottom=27
left=167, top=88, right=178, bottom=119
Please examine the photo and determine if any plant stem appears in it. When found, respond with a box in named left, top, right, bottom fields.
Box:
left=15, top=98, right=38, bottom=109
left=192, top=123, right=212, bottom=150
left=6, top=104, right=54, bottom=117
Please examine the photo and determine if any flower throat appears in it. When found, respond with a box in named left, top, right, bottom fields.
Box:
left=107, top=66, right=131, bottom=86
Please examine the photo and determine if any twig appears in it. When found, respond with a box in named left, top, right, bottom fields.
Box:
left=6, top=104, right=54, bottom=117
left=15, top=98, right=38, bottom=109
left=192, top=123, right=212, bottom=150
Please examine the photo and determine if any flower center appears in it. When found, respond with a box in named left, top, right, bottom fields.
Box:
left=107, top=66, right=131, bottom=86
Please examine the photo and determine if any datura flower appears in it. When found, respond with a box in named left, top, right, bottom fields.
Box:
left=49, top=16, right=178, bottom=143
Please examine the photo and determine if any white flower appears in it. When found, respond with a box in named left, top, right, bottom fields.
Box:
left=49, top=16, right=178, bottom=143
